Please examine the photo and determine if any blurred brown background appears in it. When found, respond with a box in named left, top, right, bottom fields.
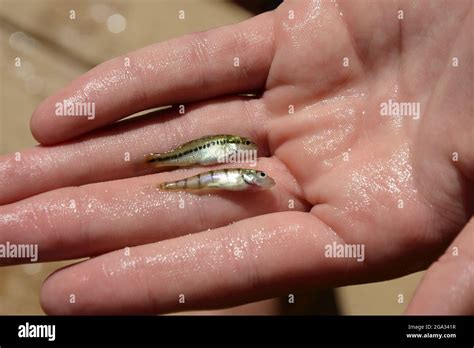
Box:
left=0, top=0, right=423, bottom=315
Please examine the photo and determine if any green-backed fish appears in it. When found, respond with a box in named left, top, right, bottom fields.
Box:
left=159, top=169, right=275, bottom=191
left=144, top=135, right=258, bottom=167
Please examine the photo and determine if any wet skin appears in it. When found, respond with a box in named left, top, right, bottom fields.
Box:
left=0, top=0, right=473, bottom=314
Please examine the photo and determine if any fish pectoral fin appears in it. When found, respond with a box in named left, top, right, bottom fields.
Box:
left=242, top=173, right=255, bottom=186
left=205, top=181, right=221, bottom=188
left=224, top=144, right=237, bottom=154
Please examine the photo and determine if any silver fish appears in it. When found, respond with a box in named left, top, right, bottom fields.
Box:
left=159, top=168, right=275, bottom=191
left=144, top=134, right=257, bottom=167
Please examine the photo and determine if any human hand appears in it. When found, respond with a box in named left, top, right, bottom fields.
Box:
left=1, top=0, right=472, bottom=314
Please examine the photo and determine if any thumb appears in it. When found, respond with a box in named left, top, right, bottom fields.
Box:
left=405, top=217, right=474, bottom=315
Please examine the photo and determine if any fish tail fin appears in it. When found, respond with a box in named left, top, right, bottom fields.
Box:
left=144, top=153, right=161, bottom=164
left=158, top=181, right=176, bottom=191
left=133, top=153, right=163, bottom=173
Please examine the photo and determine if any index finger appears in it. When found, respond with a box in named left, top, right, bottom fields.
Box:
left=31, top=12, right=275, bottom=145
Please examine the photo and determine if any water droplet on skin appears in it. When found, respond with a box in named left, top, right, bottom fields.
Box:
left=343, top=143, right=416, bottom=213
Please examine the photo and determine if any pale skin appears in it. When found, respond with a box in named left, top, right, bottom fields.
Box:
left=0, top=0, right=472, bottom=314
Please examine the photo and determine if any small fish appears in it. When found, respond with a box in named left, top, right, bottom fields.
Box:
left=144, top=135, right=257, bottom=167
left=159, top=169, right=275, bottom=191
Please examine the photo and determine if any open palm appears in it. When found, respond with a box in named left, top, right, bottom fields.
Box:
left=1, top=0, right=472, bottom=314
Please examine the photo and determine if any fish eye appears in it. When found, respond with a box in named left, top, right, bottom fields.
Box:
left=246, top=140, right=251, bottom=145
left=259, top=172, right=266, bottom=177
